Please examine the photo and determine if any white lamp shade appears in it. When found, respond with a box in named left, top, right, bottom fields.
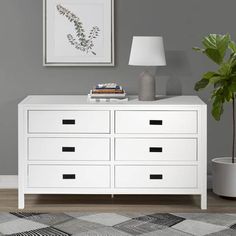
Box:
left=129, top=36, right=166, bottom=66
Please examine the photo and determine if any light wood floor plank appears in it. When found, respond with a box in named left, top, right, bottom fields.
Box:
left=0, top=190, right=235, bottom=212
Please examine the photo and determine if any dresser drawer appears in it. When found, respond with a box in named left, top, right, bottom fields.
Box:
left=115, top=166, right=197, bottom=188
left=115, top=111, right=197, bottom=134
left=28, top=138, right=110, bottom=161
left=115, top=138, right=197, bottom=161
left=28, top=111, right=110, bottom=133
left=28, top=165, right=110, bottom=188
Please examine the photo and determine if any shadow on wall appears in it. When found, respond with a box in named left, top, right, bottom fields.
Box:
left=156, top=50, right=192, bottom=95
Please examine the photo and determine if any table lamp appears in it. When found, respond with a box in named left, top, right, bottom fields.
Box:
left=129, top=36, right=166, bottom=101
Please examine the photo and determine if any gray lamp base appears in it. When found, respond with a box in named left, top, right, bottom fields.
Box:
left=138, top=71, right=156, bottom=101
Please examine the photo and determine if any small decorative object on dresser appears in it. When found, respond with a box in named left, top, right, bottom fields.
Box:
left=88, top=83, right=127, bottom=102
left=18, top=95, right=207, bottom=209
left=193, top=34, right=236, bottom=197
left=129, top=36, right=166, bottom=101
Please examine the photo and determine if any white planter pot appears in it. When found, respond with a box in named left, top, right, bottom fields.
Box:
left=212, top=157, right=236, bottom=197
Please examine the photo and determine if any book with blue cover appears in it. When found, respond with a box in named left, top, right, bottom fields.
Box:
left=90, top=83, right=126, bottom=98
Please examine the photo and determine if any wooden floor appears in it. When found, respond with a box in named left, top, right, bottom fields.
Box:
left=0, top=189, right=236, bottom=213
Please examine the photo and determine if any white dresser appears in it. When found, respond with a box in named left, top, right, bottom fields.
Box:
left=18, top=95, right=207, bottom=209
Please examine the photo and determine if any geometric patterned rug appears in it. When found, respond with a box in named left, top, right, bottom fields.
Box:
left=0, top=213, right=236, bottom=235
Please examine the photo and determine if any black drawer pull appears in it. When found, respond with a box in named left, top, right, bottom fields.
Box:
left=62, top=119, right=75, bottom=125
left=149, top=147, right=163, bottom=153
left=150, top=174, right=163, bottom=180
left=62, top=147, right=75, bottom=152
left=63, top=174, right=76, bottom=179
left=150, top=120, right=163, bottom=125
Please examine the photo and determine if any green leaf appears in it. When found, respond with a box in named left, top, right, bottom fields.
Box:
left=213, top=79, right=228, bottom=88
left=209, top=76, right=222, bottom=84
left=203, top=71, right=219, bottom=80
left=202, top=34, right=230, bottom=64
left=232, top=65, right=236, bottom=74
left=194, top=79, right=209, bottom=91
left=229, top=41, right=236, bottom=53
left=203, top=34, right=230, bottom=56
left=204, top=48, right=223, bottom=64
left=229, top=53, right=236, bottom=65
left=212, top=97, right=224, bottom=120
left=229, top=81, right=236, bottom=92
left=218, top=63, right=232, bottom=77
left=223, top=87, right=233, bottom=101
left=229, top=54, right=236, bottom=73
left=193, top=34, right=236, bottom=122
left=201, top=71, right=222, bottom=84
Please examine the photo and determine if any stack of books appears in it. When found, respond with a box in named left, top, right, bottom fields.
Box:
left=88, top=83, right=128, bottom=102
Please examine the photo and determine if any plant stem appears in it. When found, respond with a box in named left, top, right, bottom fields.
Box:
left=233, top=95, right=235, bottom=163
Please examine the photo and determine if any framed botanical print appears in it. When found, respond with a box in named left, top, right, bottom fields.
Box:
left=43, top=0, right=114, bottom=66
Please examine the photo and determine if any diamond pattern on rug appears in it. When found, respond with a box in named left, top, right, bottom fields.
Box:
left=54, top=218, right=104, bottom=235
left=114, top=219, right=165, bottom=235
left=205, top=228, right=236, bottom=236
left=118, top=213, right=148, bottom=219
left=230, top=223, right=236, bottom=230
left=134, top=213, right=185, bottom=227
left=173, top=213, right=236, bottom=227
left=65, top=212, right=97, bottom=218
left=0, top=218, right=48, bottom=235
left=172, top=219, right=227, bottom=236
left=10, top=212, right=43, bottom=218
left=0, top=213, right=18, bottom=224
left=0, top=213, right=236, bottom=236
left=227, top=214, right=236, bottom=217
left=78, top=213, right=131, bottom=226
left=74, top=226, right=131, bottom=236
left=7, top=227, right=71, bottom=236
left=26, top=213, right=74, bottom=226
left=141, top=227, right=192, bottom=236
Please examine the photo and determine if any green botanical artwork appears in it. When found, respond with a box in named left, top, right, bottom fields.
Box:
left=56, top=4, right=100, bottom=55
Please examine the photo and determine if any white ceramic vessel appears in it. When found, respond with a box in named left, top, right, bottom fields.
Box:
left=212, top=157, right=236, bottom=197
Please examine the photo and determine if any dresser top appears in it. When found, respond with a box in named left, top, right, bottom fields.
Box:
left=19, top=95, right=206, bottom=106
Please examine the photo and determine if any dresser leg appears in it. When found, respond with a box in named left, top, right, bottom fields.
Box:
left=18, top=193, right=25, bottom=209
left=201, top=193, right=207, bottom=210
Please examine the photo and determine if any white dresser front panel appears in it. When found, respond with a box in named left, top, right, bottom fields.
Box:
left=28, top=165, right=110, bottom=188
left=115, top=138, right=197, bottom=161
left=115, top=166, right=197, bottom=188
left=28, top=110, right=110, bottom=133
left=115, top=111, right=197, bottom=134
left=28, top=138, right=110, bottom=161
left=18, top=96, right=207, bottom=209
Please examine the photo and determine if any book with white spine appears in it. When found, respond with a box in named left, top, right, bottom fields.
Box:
left=89, top=90, right=126, bottom=98
left=87, top=95, right=128, bottom=103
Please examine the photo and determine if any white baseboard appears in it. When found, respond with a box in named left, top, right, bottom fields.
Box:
left=0, top=175, right=213, bottom=190
left=0, top=175, right=18, bottom=189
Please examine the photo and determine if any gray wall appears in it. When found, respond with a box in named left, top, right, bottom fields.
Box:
left=0, top=0, right=235, bottom=174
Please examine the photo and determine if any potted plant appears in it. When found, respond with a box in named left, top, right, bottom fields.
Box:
left=193, top=34, right=236, bottom=197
